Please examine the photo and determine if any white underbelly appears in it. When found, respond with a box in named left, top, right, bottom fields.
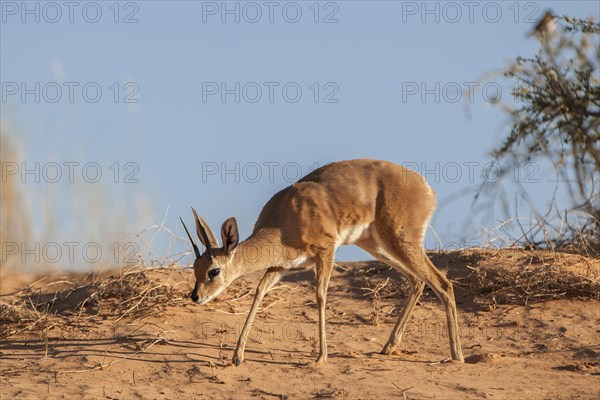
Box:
left=336, top=223, right=370, bottom=246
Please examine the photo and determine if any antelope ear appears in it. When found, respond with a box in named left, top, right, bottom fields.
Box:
left=221, top=217, right=239, bottom=253
left=191, top=207, right=220, bottom=251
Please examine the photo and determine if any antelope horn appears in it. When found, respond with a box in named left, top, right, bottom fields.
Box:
left=180, top=217, right=201, bottom=259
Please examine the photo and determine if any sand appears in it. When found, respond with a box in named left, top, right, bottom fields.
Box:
left=1, top=249, right=598, bottom=399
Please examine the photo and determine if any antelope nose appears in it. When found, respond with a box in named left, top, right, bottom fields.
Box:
left=190, top=291, right=199, bottom=302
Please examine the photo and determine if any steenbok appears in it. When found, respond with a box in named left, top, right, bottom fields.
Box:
left=181, top=159, right=464, bottom=365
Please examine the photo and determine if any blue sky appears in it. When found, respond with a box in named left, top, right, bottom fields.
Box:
left=1, top=1, right=598, bottom=268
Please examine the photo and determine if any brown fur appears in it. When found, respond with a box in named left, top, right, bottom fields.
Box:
left=182, top=159, right=464, bottom=366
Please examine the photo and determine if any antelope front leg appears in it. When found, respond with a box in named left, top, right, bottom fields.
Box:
left=232, top=267, right=283, bottom=366
left=315, top=251, right=334, bottom=364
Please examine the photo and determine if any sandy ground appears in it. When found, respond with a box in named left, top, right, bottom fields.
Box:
left=0, top=250, right=599, bottom=399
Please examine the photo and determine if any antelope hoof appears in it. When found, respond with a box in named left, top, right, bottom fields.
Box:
left=232, top=354, right=244, bottom=366
left=381, top=342, right=396, bottom=355
left=316, top=355, right=328, bottom=364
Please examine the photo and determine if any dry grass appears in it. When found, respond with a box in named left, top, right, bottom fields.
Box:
left=0, top=301, right=56, bottom=340
left=350, top=263, right=411, bottom=325
left=0, top=266, right=188, bottom=341
left=451, top=250, right=600, bottom=305
left=351, top=249, right=599, bottom=316
left=0, top=129, right=32, bottom=271
left=2, top=249, right=598, bottom=342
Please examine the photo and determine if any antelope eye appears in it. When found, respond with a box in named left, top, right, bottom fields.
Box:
left=208, top=268, right=220, bottom=279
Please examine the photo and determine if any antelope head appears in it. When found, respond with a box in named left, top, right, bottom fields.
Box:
left=180, top=207, right=239, bottom=305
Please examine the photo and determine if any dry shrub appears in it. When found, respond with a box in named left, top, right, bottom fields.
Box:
left=92, top=268, right=188, bottom=325
left=349, top=250, right=599, bottom=316
left=0, top=302, right=57, bottom=340
left=352, top=263, right=411, bottom=299
left=350, top=263, right=411, bottom=325
left=457, top=264, right=599, bottom=304
left=452, top=250, right=600, bottom=305
left=0, top=267, right=188, bottom=340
